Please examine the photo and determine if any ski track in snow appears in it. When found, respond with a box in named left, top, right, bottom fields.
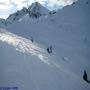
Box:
left=0, top=28, right=52, bottom=65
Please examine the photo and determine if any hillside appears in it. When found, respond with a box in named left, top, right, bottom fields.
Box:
left=0, top=0, right=90, bottom=90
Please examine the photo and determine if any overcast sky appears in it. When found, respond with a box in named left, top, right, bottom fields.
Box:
left=0, top=0, right=77, bottom=19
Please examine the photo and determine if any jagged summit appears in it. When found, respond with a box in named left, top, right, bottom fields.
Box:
left=28, top=2, right=49, bottom=18
left=0, top=2, right=50, bottom=26
left=7, top=2, right=50, bottom=21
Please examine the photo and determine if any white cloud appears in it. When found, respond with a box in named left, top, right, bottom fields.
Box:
left=46, top=0, right=77, bottom=10
left=0, top=0, right=77, bottom=19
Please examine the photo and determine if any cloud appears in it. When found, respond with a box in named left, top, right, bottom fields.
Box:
left=45, top=0, right=77, bottom=10
left=0, top=0, right=77, bottom=19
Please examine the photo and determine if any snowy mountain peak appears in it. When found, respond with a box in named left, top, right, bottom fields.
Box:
left=0, top=2, right=50, bottom=25
left=28, top=2, right=49, bottom=18
left=6, top=7, right=28, bottom=23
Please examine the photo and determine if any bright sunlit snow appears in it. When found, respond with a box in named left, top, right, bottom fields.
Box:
left=0, top=28, right=51, bottom=65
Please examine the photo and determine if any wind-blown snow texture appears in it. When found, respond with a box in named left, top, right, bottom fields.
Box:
left=0, top=0, right=90, bottom=90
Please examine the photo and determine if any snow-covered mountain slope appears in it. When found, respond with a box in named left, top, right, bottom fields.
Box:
left=0, top=28, right=90, bottom=90
left=0, top=18, right=6, bottom=27
left=0, top=0, right=90, bottom=90
left=6, top=7, right=28, bottom=24
left=0, top=7, right=28, bottom=27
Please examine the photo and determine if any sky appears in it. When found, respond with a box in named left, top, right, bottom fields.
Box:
left=0, top=0, right=77, bottom=19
